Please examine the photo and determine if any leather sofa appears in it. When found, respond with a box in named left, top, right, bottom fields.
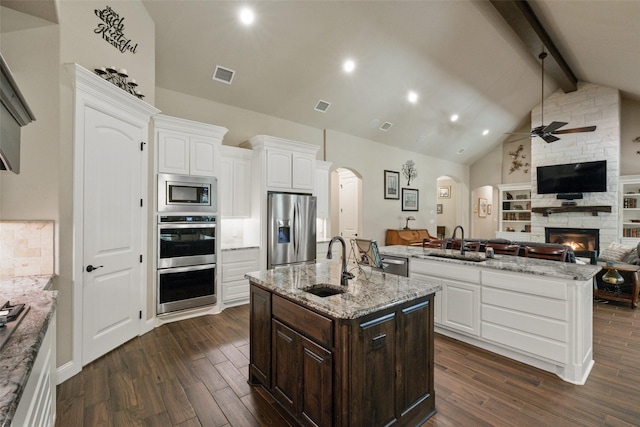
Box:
left=442, top=238, right=578, bottom=263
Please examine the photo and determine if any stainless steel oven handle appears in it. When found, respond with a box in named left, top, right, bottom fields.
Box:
left=157, top=263, right=216, bottom=274
left=158, top=223, right=216, bottom=229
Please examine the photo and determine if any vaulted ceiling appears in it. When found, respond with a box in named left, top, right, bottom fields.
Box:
left=6, top=1, right=639, bottom=165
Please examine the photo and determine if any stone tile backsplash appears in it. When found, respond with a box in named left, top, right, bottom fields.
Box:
left=0, top=221, right=54, bottom=277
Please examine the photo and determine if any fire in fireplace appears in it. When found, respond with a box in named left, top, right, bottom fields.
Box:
left=545, top=227, right=600, bottom=254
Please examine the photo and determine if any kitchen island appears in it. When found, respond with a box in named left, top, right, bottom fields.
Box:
left=379, top=245, right=601, bottom=384
left=246, top=261, right=441, bottom=427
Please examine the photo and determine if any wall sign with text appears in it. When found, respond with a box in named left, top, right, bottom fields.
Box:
left=94, top=6, right=138, bottom=54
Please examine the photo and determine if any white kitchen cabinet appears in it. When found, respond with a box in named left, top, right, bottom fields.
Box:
left=265, top=148, right=315, bottom=190
left=441, top=279, right=480, bottom=336
left=155, top=115, right=228, bottom=177
left=249, top=135, right=319, bottom=192
left=315, top=161, right=332, bottom=219
left=12, top=312, right=56, bottom=427
left=220, top=146, right=252, bottom=218
left=411, top=259, right=480, bottom=336
left=221, top=248, right=259, bottom=306
left=408, top=256, right=593, bottom=384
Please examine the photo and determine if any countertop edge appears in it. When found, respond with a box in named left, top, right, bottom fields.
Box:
left=378, top=245, right=601, bottom=282
left=0, top=275, right=58, bottom=427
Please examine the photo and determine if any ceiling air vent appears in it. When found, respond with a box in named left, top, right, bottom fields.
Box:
left=379, top=122, right=393, bottom=131
left=314, top=100, right=331, bottom=113
left=213, top=66, right=235, bottom=84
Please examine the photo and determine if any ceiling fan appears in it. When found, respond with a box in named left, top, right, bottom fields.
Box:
left=508, top=52, right=596, bottom=144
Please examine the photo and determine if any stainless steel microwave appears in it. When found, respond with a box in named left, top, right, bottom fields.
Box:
left=158, top=173, right=217, bottom=213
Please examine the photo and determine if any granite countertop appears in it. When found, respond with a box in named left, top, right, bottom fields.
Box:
left=379, top=245, right=602, bottom=282
left=0, top=275, right=57, bottom=427
left=245, top=261, right=441, bottom=319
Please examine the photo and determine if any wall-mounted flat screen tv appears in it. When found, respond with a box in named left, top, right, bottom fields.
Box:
left=536, top=160, right=607, bottom=195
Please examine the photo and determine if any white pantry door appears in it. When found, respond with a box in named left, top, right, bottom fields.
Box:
left=339, top=171, right=359, bottom=239
left=82, top=106, right=142, bottom=365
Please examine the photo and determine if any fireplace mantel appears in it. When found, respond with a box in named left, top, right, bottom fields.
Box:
left=532, top=205, right=612, bottom=217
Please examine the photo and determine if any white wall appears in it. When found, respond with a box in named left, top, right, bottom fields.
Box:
left=0, top=0, right=156, bottom=369
left=325, top=129, right=469, bottom=244
left=436, top=176, right=458, bottom=238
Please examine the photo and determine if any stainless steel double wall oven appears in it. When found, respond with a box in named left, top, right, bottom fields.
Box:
left=157, top=174, right=218, bottom=315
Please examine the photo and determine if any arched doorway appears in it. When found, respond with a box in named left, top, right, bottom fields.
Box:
left=436, top=175, right=460, bottom=240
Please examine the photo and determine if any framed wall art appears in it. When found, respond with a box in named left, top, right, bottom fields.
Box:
left=438, top=186, right=450, bottom=199
left=402, top=188, right=419, bottom=211
left=384, top=170, right=400, bottom=199
left=436, top=204, right=443, bottom=214
left=478, top=198, right=488, bottom=217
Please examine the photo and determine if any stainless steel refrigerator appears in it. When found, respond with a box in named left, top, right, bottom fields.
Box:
left=267, top=193, right=317, bottom=268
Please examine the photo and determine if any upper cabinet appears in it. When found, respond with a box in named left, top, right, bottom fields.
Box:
left=248, top=135, right=319, bottom=192
left=155, top=115, right=228, bottom=177
left=315, top=160, right=332, bottom=219
left=220, top=145, right=252, bottom=218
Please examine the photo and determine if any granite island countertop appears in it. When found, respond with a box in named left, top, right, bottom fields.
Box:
left=245, top=260, right=441, bottom=319
left=379, top=245, right=601, bottom=282
left=0, top=275, right=57, bottom=427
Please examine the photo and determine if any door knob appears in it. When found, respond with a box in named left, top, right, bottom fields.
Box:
left=86, top=265, right=103, bottom=272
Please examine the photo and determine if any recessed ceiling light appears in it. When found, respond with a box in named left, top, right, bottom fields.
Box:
left=239, top=7, right=255, bottom=25
left=343, top=59, right=355, bottom=73
left=408, top=91, right=418, bottom=104
left=450, top=114, right=459, bottom=122
left=457, top=148, right=465, bottom=154
left=482, top=129, right=489, bottom=136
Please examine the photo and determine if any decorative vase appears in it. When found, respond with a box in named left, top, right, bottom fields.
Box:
left=602, top=262, right=624, bottom=285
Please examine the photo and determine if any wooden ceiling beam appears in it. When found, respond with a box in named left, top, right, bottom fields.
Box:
left=490, top=0, right=577, bottom=93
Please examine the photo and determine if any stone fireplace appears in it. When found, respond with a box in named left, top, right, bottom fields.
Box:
left=529, top=83, right=620, bottom=249
left=545, top=227, right=599, bottom=254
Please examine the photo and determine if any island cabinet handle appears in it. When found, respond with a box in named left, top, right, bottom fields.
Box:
left=372, top=333, right=387, bottom=349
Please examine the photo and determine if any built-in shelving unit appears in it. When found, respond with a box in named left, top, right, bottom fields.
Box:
left=620, top=175, right=640, bottom=244
left=496, top=184, right=531, bottom=241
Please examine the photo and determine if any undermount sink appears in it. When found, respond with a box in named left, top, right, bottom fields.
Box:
left=424, top=252, right=486, bottom=262
left=303, top=284, right=346, bottom=297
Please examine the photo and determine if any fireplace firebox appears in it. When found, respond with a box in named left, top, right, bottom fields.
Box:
left=545, top=227, right=599, bottom=258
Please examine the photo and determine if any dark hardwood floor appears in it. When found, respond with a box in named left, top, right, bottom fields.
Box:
left=56, top=300, right=640, bottom=426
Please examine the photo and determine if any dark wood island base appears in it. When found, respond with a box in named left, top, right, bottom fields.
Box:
left=248, top=282, right=437, bottom=427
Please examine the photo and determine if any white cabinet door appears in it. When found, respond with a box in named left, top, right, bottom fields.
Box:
left=292, top=152, right=315, bottom=190
left=441, top=279, right=480, bottom=336
left=315, top=161, right=331, bottom=219
left=220, top=147, right=252, bottom=218
left=233, top=156, right=251, bottom=216
left=219, top=156, right=234, bottom=217
left=155, top=115, right=227, bottom=178
left=266, top=149, right=293, bottom=189
left=189, top=137, right=218, bottom=177
left=222, top=248, right=259, bottom=306
left=158, top=130, right=189, bottom=174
